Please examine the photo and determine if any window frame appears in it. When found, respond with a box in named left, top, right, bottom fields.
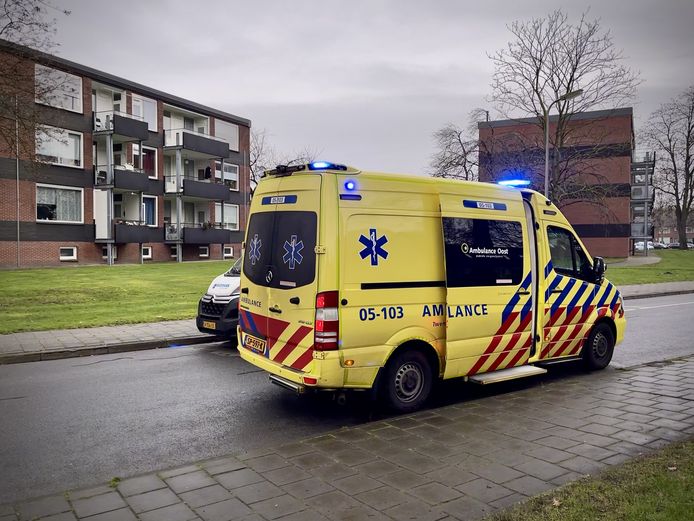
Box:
left=142, top=195, right=158, bottom=227
left=547, top=225, right=594, bottom=283
left=101, top=246, right=118, bottom=260
left=131, top=94, right=157, bottom=131
left=36, top=183, right=84, bottom=224
left=142, top=245, right=153, bottom=260
left=214, top=202, right=240, bottom=231
left=133, top=144, right=158, bottom=179
left=35, top=125, right=84, bottom=169
left=223, top=246, right=234, bottom=259
left=59, top=246, right=78, bottom=261
left=199, top=246, right=209, bottom=258
left=214, top=119, right=239, bottom=150
left=214, top=161, right=239, bottom=191
left=35, top=64, right=83, bottom=114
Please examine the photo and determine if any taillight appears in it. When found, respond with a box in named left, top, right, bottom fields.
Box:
left=315, top=291, right=339, bottom=351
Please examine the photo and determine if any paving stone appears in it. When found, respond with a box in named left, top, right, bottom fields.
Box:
left=606, top=440, right=648, bottom=456
left=179, top=485, right=232, bottom=508
left=331, top=448, right=374, bottom=466
left=160, top=465, right=201, bottom=479
left=439, top=495, right=495, bottom=520
left=424, top=466, right=478, bottom=487
left=274, top=442, right=315, bottom=458
left=310, top=462, right=357, bottom=482
left=215, top=468, right=264, bottom=490
left=202, top=457, right=247, bottom=476
left=0, top=504, right=13, bottom=516
left=489, top=492, right=528, bottom=510
left=139, top=502, right=197, bottom=521
left=384, top=500, right=449, bottom=521
left=503, top=475, right=552, bottom=496
left=306, top=490, right=361, bottom=514
left=126, top=488, right=180, bottom=514
left=602, top=453, right=633, bottom=466
left=567, top=443, right=618, bottom=461
left=353, top=460, right=401, bottom=478
left=455, top=478, right=513, bottom=503
left=410, top=482, right=460, bottom=505
left=118, top=474, right=167, bottom=497
left=195, top=497, right=251, bottom=521
left=272, top=509, right=329, bottom=521
left=69, top=485, right=114, bottom=500
left=73, top=492, right=128, bottom=518
left=16, top=495, right=71, bottom=519
left=31, top=512, right=78, bottom=521
left=281, top=477, right=334, bottom=499
left=233, top=481, right=284, bottom=504
left=513, top=458, right=567, bottom=481
left=385, top=451, right=444, bottom=473
left=245, top=454, right=291, bottom=473
left=550, top=471, right=585, bottom=486
left=354, top=485, right=410, bottom=511
left=524, top=445, right=573, bottom=463
left=578, top=423, right=622, bottom=436
left=290, top=451, right=335, bottom=469
left=534, top=435, right=581, bottom=450
left=82, top=508, right=138, bottom=521
left=250, top=494, right=309, bottom=520
left=611, top=430, right=660, bottom=445
left=332, top=473, right=382, bottom=495
left=262, top=465, right=312, bottom=486
left=468, top=460, right=524, bottom=484
left=378, top=469, right=432, bottom=490
left=559, top=456, right=606, bottom=475
left=166, top=470, right=217, bottom=494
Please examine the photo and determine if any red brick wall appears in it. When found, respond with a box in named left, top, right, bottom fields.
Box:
left=0, top=241, right=103, bottom=267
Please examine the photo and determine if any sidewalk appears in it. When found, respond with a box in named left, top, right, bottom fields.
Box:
left=1, top=281, right=693, bottom=364
left=3, top=356, right=692, bottom=520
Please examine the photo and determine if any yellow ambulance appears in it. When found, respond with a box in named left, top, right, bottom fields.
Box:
left=237, top=162, right=626, bottom=412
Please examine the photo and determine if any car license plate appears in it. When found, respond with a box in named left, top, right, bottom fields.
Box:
left=202, top=320, right=216, bottom=330
left=244, top=333, right=267, bottom=354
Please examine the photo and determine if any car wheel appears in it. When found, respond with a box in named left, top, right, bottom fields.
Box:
left=582, top=323, right=615, bottom=370
left=383, top=349, right=432, bottom=413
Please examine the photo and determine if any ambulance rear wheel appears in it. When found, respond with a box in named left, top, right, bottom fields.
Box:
left=383, top=350, right=432, bottom=413
left=583, top=323, right=614, bottom=370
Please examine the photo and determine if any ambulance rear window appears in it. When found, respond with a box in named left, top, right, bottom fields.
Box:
left=443, top=217, right=523, bottom=287
left=243, top=211, right=317, bottom=289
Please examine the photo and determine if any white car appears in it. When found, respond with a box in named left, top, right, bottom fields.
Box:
left=634, top=241, right=654, bottom=251
left=196, top=257, right=241, bottom=339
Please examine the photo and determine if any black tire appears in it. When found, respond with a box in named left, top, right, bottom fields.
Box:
left=582, top=322, right=615, bottom=370
left=382, top=349, right=433, bottom=413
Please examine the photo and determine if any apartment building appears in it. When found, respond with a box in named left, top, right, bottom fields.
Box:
left=0, top=40, right=251, bottom=267
left=478, top=108, right=634, bottom=258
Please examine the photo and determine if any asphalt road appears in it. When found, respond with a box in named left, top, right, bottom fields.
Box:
left=0, top=293, right=692, bottom=503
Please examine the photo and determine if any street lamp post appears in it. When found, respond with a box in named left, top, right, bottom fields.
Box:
left=543, top=89, right=583, bottom=199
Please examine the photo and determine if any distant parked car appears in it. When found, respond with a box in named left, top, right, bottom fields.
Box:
left=668, top=242, right=680, bottom=249
left=634, top=241, right=654, bottom=252
left=653, top=242, right=667, bottom=249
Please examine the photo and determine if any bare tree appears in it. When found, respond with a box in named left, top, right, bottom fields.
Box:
left=429, top=109, right=489, bottom=181
left=488, top=9, right=639, bottom=205
left=643, top=86, right=694, bottom=249
left=0, top=1, right=70, bottom=159
left=248, top=128, right=319, bottom=195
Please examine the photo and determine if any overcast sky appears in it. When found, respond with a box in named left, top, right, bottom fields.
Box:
left=52, top=0, right=693, bottom=173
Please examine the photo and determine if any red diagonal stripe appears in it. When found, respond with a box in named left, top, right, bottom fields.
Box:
left=266, top=316, right=290, bottom=351
left=548, top=306, right=566, bottom=327
left=560, top=306, right=581, bottom=327
left=487, top=332, right=524, bottom=372
left=272, top=326, right=313, bottom=365
left=507, top=338, right=532, bottom=368
left=290, top=346, right=315, bottom=371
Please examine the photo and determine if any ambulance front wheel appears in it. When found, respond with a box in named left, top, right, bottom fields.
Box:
left=383, top=349, right=433, bottom=413
left=583, top=322, right=615, bottom=370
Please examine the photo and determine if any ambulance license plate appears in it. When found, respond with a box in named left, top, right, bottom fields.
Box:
left=244, top=334, right=266, bottom=354
left=202, top=320, right=216, bottom=330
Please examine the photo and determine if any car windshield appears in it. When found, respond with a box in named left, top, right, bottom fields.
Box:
left=226, top=257, right=242, bottom=276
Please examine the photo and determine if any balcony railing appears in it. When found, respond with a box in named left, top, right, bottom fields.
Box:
left=164, top=128, right=227, bottom=147
left=165, top=222, right=232, bottom=243
left=94, top=110, right=144, bottom=131
left=95, top=164, right=146, bottom=186
left=163, top=128, right=230, bottom=158
left=164, top=175, right=232, bottom=200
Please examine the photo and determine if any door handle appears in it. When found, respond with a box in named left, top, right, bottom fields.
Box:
left=289, top=297, right=300, bottom=305
left=516, top=290, right=531, bottom=296
left=241, top=287, right=249, bottom=294
left=269, top=306, right=282, bottom=314
left=550, top=287, right=565, bottom=294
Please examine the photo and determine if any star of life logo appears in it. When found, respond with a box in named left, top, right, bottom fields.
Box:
left=249, top=234, right=262, bottom=265
left=282, top=235, right=304, bottom=270
left=359, top=228, right=389, bottom=266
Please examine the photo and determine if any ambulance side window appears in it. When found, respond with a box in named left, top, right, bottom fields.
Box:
left=443, top=217, right=523, bottom=287
left=547, top=226, right=593, bottom=282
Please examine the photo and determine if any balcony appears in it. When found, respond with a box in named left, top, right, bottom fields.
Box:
left=164, top=175, right=232, bottom=201
left=93, top=111, right=149, bottom=141
left=165, top=222, right=232, bottom=244
left=164, top=128, right=230, bottom=158
left=94, top=166, right=163, bottom=194
left=113, top=220, right=164, bottom=244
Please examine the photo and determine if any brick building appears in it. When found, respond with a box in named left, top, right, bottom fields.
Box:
left=478, top=108, right=634, bottom=258
left=0, top=40, right=251, bottom=267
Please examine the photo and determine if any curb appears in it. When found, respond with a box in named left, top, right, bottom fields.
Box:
left=622, top=289, right=694, bottom=301
left=0, top=335, right=223, bottom=365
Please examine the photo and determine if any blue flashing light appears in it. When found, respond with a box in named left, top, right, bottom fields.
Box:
left=308, top=161, right=348, bottom=171
left=344, top=180, right=356, bottom=191
left=498, top=179, right=531, bottom=188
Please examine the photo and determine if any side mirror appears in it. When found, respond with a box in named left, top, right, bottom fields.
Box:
left=593, top=256, right=606, bottom=284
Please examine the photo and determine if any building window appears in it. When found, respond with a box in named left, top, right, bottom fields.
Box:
left=686, top=227, right=693, bottom=234
left=36, top=126, right=83, bottom=168
left=101, top=246, right=117, bottom=259
left=215, top=161, right=239, bottom=190
left=36, top=184, right=83, bottom=223
left=131, top=94, right=157, bottom=131
left=215, top=119, right=239, bottom=150
left=59, top=246, right=77, bottom=261
left=142, top=196, right=157, bottom=226
left=170, top=245, right=178, bottom=258
left=199, top=246, right=209, bottom=258
left=142, top=245, right=153, bottom=260
left=662, top=227, right=671, bottom=234
left=223, top=246, right=234, bottom=258
left=133, top=144, right=157, bottom=178
left=215, top=203, right=239, bottom=231
left=35, top=64, right=83, bottom=113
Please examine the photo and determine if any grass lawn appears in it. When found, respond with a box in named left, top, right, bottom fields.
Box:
left=487, top=439, right=694, bottom=521
left=606, top=249, right=694, bottom=286
left=0, top=260, right=233, bottom=334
